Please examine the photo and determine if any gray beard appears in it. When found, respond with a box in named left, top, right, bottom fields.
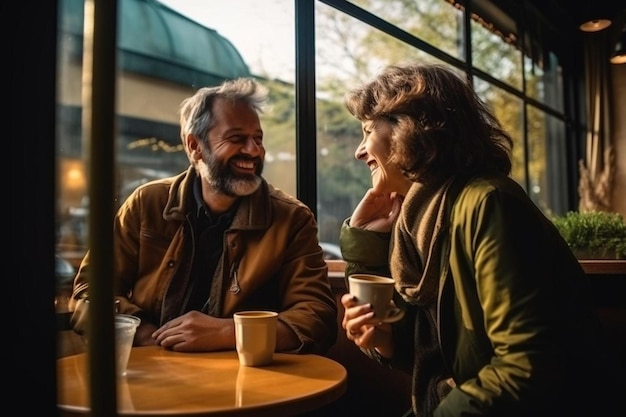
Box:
left=199, top=152, right=263, bottom=197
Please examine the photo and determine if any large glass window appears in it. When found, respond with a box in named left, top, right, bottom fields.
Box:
left=55, top=0, right=576, bottom=286
left=56, top=0, right=297, bottom=268
left=526, top=105, right=568, bottom=215
left=347, top=0, right=465, bottom=61
left=314, top=0, right=572, bottom=236
left=55, top=0, right=576, bottom=351
left=470, top=6, right=523, bottom=90
left=473, top=77, right=526, bottom=187
left=314, top=1, right=448, bottom=245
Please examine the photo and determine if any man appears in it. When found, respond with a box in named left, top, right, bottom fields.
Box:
left=70, top=78, right=338, bottom=354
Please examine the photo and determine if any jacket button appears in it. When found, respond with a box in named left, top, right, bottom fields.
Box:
left=167, top=260, right=175, bottom=268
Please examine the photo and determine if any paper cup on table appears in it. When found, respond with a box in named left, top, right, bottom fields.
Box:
left=233, top=311, right=278, bottom=367
left=348, top=274, right=403, bottom=323
left=115, top=314, right=141, bottom=376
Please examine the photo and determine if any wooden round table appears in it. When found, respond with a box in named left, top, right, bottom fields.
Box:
left=57, top=346, right=347, bottom=416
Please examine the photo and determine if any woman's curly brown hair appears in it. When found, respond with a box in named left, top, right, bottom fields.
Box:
left=343, top=63, right=513, bottom=183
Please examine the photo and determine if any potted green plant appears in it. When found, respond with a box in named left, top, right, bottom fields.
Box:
left=551, top=211, right=626, bottom=259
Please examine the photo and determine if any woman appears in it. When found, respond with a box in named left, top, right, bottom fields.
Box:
left=339, top=63, right=621, bottom=416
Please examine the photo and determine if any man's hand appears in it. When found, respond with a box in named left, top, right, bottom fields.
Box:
left=134, top=321, right=159, bottom=346
left=151, top=310, right=235, bottom=352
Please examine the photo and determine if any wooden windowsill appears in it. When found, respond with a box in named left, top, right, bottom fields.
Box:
left=326, top=260, right=346, bottom=275
left=326, top=259, right=625, bottom=278
left=325, top=260, right=347, bottom=291
left=578, top=260, right=626, bottom=275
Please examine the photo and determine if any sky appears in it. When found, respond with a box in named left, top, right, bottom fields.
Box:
left=158, top=0, right=295, bottom=81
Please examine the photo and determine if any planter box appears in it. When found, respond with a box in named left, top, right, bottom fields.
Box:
left=572, top=248, right=625, bottom=260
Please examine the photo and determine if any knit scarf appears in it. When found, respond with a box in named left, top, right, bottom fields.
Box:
left=391, top=177, right=456, bottom=417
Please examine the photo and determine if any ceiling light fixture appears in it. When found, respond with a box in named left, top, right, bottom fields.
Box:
left=610, top=26, right=626, bottom=64
left=579, top=18, right=612, bottom=32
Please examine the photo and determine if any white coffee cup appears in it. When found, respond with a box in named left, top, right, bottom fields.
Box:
left=233, top=311, right=278, bottom=367
left=115, top=314, right=141, bottom=376
left=348, top=274, right=403, bottom=323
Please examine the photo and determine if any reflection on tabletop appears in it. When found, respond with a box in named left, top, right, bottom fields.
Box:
left=57, top=346, right=347, bottom=416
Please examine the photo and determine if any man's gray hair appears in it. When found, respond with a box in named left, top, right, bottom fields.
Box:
left=179, top=77, right=269, bottom=144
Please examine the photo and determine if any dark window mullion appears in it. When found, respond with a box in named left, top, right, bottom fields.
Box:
left=295, top=0, right=318, bottom=217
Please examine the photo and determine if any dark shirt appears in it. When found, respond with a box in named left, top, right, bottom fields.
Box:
left=183, top=177, right=238, bottom=313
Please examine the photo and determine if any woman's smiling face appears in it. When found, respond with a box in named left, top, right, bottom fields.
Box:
left=354, top=118, right=408, bottom=193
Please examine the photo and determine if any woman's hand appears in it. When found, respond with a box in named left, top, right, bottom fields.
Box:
left=340, top=293, right=394, bottom=358
left=350, top=189, right=403, bottom=232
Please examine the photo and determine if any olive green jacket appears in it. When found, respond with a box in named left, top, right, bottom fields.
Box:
left=341, top=174, right=621, bottom=416
left=71, top=166, right=337, bottom=354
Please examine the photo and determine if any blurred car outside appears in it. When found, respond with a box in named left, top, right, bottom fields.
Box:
left=320, top=242, right=343, bottom=260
